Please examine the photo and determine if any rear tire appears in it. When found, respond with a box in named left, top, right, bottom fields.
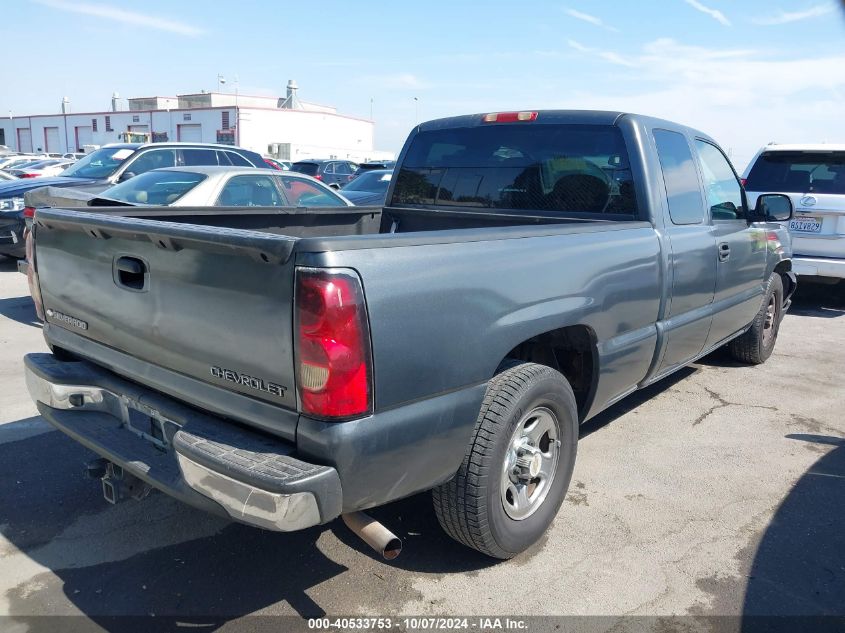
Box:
left=433, top=361, right=578, bottom=559
left=729, top=274, right=784, bottom=365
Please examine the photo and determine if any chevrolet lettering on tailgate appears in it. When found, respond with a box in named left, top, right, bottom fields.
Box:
left=210, top=366, right=286, bottom=398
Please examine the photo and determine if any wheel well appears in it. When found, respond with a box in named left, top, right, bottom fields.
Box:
left=502, top=324, right=597, bottom=421
left=774, top=261, right=795, bottom=299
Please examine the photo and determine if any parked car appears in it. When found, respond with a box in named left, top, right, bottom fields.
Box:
left=0, top=171, right=16, bottom=181
left=62, top=152, right=86, bottom=160
left=340, top=169, right=392, bottom=205
left=0, top=142, right=265, bottom=257
left=8, top=158, right=74, bottom=179
left=91, top=167, right=352, bottom=207
left=24, top=110, right=795, bottom=560
left=351, top=160, right=396, bottom=179
left=0, top=156, right=48, bottom=172
left=290, top=159, right=358, bottom=188
left=263, top=157, right=291, bottom=171
left=744, top=144, right=845, bottom=282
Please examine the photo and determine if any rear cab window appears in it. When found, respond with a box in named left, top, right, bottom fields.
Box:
left=391, top=123, right=639, bottom=218
left=745, top=151, right=845, bottom=195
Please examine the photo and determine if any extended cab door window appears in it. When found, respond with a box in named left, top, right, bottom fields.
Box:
left=216, top=174, right=283, bottom=206
left=694, top=140, right=746, bottom=221
left=653, top=129, right=704, bottom=225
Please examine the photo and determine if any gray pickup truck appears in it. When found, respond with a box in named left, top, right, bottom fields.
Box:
left=24, top=111, right=796, bottom=560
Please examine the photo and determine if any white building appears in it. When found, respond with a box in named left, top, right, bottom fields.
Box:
left=0, top=81, right=393, bottom=163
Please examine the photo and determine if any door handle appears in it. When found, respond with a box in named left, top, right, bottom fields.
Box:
left=114, top=256, right=148, bottom=291
left=718, top=242, right=731, bottom=262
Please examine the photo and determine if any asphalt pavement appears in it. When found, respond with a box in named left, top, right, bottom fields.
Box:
left=1, top=255, right=843, bottom=631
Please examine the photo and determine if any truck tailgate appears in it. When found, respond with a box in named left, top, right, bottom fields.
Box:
left=33, top=208, right=300, bottom=436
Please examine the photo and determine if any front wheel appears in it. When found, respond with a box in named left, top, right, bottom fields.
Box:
left=728, top=273, right=784, bottom=365
left=433, top=362, right=578, bottom=559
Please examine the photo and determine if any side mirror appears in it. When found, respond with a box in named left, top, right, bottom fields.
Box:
left=754, top=193, right=793, bottom=222
left=117, top=171, right=137, bottom=183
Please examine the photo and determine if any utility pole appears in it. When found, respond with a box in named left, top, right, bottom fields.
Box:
left=414, top=97, right=419, bottom=124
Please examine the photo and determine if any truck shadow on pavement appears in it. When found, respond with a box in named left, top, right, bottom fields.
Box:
left=741, top=433, right=845, bottom=622
left=579, top=366, right=697, bottom=438
left=0, top=420, right=493, bottom=628
left=0, top=295, right=40, bottom=327
left=788, top=281, right=845, bottom=319
left=0, top=256, right=19, bottom=272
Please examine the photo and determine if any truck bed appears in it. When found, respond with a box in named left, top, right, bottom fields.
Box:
left=31, top=204, right=644, bottom=441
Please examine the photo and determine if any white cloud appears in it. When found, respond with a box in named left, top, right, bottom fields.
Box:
left=32, top=0, right=204, bottom=36
left=753, top=3, right=835, bottom=25
left=683, top=0, right=731, bottom=26
left=562, top=39, right=845, bottom=166
left=410, top=39, right=845, bottom=167
left=567, top=39, right=638, bottom=67
left=563, top=8, right=619, bottom=32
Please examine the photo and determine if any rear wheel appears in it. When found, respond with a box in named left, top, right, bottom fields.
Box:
left=433, top=362, right=578, bottom=559
left=729, top=274, right=784, bottom=364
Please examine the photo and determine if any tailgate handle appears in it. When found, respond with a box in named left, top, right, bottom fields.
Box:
left=114, top=256, right=147, bottom=291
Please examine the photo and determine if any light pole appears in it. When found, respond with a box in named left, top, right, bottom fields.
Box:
left=217, top=74, right=226, bottom=92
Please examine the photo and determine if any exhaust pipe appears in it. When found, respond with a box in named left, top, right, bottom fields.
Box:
left=342, top=512, right=402, bottom=560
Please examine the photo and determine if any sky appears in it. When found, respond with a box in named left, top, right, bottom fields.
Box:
left=5, top=0, right=845, bottom=169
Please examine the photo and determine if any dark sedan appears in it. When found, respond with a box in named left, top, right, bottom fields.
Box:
left=339, top=169, right=392, bottom=206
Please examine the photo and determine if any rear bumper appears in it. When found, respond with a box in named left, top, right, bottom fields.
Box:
left=0, top=214, right=24, bottom=257
left=24, top=353, right=342, bottom=532
left=793, top=256, right=845, bottom=279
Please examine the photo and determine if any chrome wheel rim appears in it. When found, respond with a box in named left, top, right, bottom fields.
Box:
left=762, top=295, right=778, bottom=345
left=500, top=406, right=561, bottom=521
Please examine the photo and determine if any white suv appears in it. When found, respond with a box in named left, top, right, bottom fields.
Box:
left=743, top=144, right=845, bottom=281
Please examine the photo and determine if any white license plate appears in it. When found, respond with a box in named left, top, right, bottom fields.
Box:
left=789, top=216, right=822, bottom=233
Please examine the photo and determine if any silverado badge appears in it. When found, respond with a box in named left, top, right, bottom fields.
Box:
left=45, top=308, right=88, bottom=331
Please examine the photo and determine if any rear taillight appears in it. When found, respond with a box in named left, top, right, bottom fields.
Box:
left=19, top=173, right=38, bottom=178
left=313, top=174, right=323, bottom=180
left=740, top=178, right=747, bottom=187
left=295, top=268, right=373, bottom=419
left=25, top=225, right=44, bottom=321
left=23, top=206, right=35, bottom=218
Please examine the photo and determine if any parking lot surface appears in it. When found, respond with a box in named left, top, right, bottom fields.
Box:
left=1, top=255, right=843, bottom=629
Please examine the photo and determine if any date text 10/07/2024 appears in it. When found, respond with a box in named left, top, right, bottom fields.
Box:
left=307, top=617, right=529, bottom=631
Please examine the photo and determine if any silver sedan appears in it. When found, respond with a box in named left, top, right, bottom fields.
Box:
left=96, top=166, right=354, bottom=207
